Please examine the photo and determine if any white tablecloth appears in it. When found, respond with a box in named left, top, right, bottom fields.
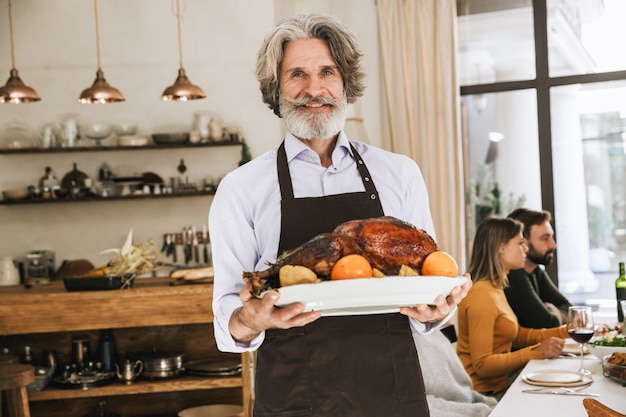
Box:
left=490, top=355, right=625, bottom=417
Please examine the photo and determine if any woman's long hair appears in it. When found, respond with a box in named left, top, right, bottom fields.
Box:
left=467, top=217, right=523, bottom=289
left=255, top=13, right=366, bottom=117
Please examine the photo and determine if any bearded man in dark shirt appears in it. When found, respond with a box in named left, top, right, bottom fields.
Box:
left=505, top=208, right=572, bottom=328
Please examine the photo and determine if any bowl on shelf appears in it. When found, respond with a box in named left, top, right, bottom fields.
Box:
left=80, top=122, right=113, bottom=146
left=0, top=120, right=39, bottom=149
left=118, top=135, right=149, bottom=147
left=2, top=188, right=30, bottom=201
left=113, top=121, right=137, bottom=136
left=53, top=188, right=70, bottom=199
left=152, top=132, right=189, bottom=145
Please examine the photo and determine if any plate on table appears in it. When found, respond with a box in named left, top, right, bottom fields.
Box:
left=522, top=369, right=593, bottom=387
left=266, top=275, right=467, bottom=316
left=63, top=276, right=135, bottom=291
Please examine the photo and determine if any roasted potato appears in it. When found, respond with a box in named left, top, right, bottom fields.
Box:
left=372, top=268, right=385, bottom=278
left=279, top=265, right=321, bottom=287
left=398, top=264, right=419, bottom=276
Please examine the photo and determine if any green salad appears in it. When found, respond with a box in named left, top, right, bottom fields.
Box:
left=590, top=324, right=626, bottom=347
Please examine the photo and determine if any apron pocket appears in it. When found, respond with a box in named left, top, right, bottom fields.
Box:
left=387, top=315, right=427, bottom=403
left=255, top=327, right=312, bottom=417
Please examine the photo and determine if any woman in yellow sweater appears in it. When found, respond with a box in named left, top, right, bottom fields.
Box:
left=457, top=217, right=569, bottom=399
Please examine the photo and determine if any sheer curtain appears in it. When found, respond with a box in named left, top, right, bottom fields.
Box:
left=375, top=0, right=466, bottom=266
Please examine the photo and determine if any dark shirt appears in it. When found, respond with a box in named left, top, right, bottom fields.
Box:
left=505, top=267, right=572, bottom=328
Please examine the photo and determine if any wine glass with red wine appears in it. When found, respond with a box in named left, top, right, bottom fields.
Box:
left=566, top=306, right=594, bottom=375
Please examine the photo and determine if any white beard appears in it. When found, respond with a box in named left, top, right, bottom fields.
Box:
left=280, top=94, right=347, bottom=140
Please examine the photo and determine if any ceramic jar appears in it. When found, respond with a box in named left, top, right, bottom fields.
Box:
left=194, top=112, right=210, bottom=141
left=0, top=256, right=20, bottom=286
left=209, top=118, right=223, bottom=142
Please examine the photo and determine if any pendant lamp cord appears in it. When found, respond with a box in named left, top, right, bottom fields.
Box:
left=7, top=0, right=16, bottom=69
left=175, top=0, right=184, bottom=69
left=93, top=0, right=102, bottom=70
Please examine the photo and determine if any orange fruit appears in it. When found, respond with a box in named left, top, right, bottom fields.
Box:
left=421, top=251, right=459, bottom=277
left=331, top=254, right=373, bottom=280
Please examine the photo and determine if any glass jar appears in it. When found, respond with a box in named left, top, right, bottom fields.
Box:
left=25, top=253, right=49, bottom=281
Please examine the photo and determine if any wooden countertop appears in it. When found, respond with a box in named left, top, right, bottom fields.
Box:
left=0, top=277, right=214, bottom=335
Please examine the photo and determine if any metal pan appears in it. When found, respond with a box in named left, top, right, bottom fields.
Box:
left=184, top=357, right=241, bottom=377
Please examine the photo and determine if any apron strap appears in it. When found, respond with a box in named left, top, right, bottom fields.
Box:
left=277, top=142, right=294, bottom=199
left=277, top=141, right=380, bottom=202
left=349, top=143, right=380, bottom=203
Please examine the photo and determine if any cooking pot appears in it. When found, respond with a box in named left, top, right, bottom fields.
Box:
left=128, top=351, right=184, bottom=379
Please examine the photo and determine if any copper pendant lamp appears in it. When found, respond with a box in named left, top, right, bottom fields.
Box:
left=0, top=0, right=41, bottom=103
left=78, top=0, right=125, bottom=104
left=161, top=0, right=205, bottom=101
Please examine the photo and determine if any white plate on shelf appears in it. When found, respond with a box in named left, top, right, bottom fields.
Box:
left=266, top=275, right=467, bottom=316
left=522, top=369, right=592, bottom=387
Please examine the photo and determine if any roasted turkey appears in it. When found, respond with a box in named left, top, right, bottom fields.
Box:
left=243, top=216, right=438, bottom=296
left=333, top=216, right=438, bottom=274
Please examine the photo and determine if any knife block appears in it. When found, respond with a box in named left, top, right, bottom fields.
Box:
left=162, top=230, right=211, bottom=267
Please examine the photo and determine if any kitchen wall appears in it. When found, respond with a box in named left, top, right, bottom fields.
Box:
left=0, top=0, right=381, bottom=270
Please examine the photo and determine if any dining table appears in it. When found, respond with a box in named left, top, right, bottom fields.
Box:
left=489, top=350, right=625, bottom=417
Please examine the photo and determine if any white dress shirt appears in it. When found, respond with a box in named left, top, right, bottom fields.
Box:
left=209, top=131, right=443, bottom=352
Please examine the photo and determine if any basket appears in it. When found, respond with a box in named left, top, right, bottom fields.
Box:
left=602, top=354, right=626, bottom=386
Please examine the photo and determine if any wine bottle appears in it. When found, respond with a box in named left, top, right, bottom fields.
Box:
left=616, top=262, right=626, bottom=322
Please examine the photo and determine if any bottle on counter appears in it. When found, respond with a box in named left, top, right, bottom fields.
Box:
left=20, top=345, right=33, bottom=364
left=97, top=329, right=118, bottom=372
left=39, top=166, right=58, bottom=190
left=616, top=261, right=626, bottom=322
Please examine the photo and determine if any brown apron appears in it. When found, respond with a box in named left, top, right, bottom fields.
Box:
left=253, top=142, right=429, bottom=417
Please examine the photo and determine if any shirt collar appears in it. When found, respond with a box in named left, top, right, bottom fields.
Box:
left=283, top=131, right=354, bottom=165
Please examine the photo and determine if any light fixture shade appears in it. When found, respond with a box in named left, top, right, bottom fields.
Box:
left=1, top=0, right=41, bottom=104
left=78, top=69, right=125, bottom=104
left=161, top=68, right=206, bottom=101
left=0, top=68, right=41, bottom=103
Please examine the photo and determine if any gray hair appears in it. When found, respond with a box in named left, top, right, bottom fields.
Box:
left=256, top=13, right=366, bottom=117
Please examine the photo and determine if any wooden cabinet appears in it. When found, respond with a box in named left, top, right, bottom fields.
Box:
left=0, top=278, right=252, bottom=417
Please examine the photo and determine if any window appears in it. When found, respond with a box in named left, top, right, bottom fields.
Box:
left=458, top=0, right=626, bottom=323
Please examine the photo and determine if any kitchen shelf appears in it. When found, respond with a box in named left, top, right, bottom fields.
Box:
left=0, top=140, right=244, bottom=205
left=29, top=375, right=243, bottom=401
left=0, top=190, right=215, bottom=206
left=0, top=140, right=243, bottom=154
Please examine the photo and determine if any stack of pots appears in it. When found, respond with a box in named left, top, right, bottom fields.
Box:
left=128, top=351, right=184, bottom=379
